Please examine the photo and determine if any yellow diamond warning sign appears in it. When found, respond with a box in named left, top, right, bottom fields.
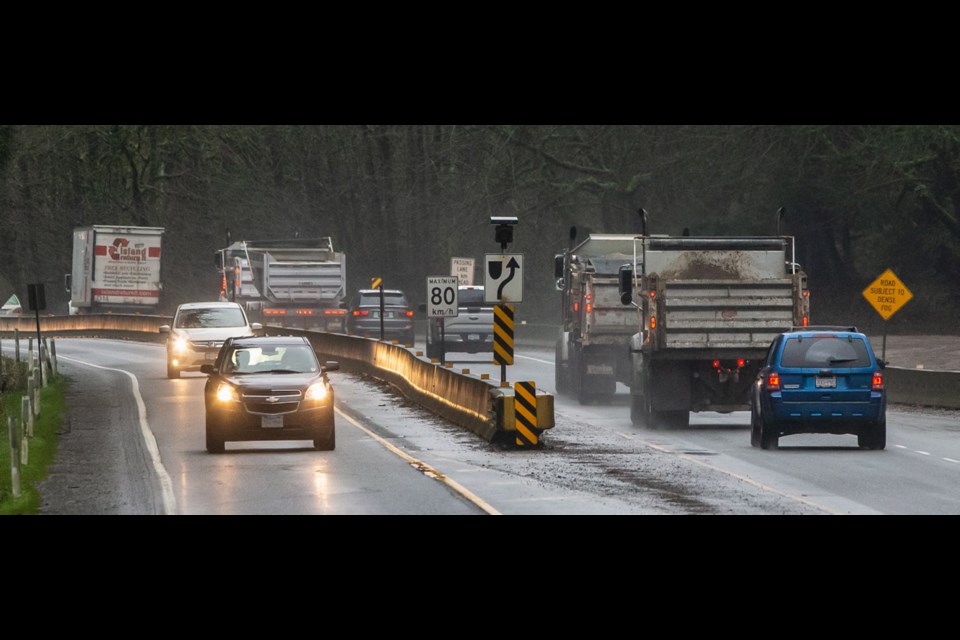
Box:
left=862, top=269, right=913, bottom=320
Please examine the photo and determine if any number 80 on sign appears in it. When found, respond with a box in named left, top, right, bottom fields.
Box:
left=426, top=276, right=459, bottom=318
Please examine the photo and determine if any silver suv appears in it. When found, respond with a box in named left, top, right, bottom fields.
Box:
left=160, top=301, right=262, bottom=378
left=425, top=285, right=493, bottom=359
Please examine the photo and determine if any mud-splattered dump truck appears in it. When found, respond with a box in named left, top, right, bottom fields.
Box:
left=554, top=229, right=641, bottom=404
left=618, top=235, right=810, bottom=427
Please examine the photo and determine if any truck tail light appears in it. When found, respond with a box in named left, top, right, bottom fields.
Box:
left=802, top=315, right=809, bottom=327
left=264, top=308, right=286, bottom=316
left=324, top=309, right=346, bottom=316
left=872, top=371, right=884, bottom=391
left=649, top=316, right=656, bottom=329
left=353, top=310, right=369, bottom=317
left=404, top=310, right=414, bottom=317
left=297, top=309, right=314, bottom=315
left=766, top=372, right=781, bottom=391
left=586, top=302, right=593, bottom=314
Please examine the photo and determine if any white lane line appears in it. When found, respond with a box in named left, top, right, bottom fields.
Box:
left=894, top=444, right=908, bottom=449
left=944, top=458, right=960, bottom=464
left=335, top=407, right=501, bottom=515
left=516, top=354, right=555, bottom=366
left=58, top=355, right=176, bottom=515
left=916, top=450, right=931, bottom=456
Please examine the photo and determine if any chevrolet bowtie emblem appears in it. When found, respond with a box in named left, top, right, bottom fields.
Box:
left=266, top=396, right=279, bottom=403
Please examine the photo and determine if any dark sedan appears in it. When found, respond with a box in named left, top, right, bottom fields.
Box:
left=345, top=288, right=415, bottom=345
left=200, top=335, right=339, bottom=453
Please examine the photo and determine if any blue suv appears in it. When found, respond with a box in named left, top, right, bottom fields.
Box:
left=750, top=327, right=886, bottom=450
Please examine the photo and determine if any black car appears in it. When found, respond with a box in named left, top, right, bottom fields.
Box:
left=345, top=288, right=415, bottom=344
left=751, top=326, right=886, bottom=450
left=200, top=335, right=339, bottom=453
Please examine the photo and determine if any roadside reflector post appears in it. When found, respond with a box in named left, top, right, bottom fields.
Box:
left=8, top=416, right=21, bottom=498
left=22, top=396, right=33, bottom=438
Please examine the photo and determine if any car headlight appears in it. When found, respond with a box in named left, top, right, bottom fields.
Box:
left=173, top=337, right=189, bottom=354
left=216, top=383, right=241, bottom=403
left=304, top=381, right=329, bottom=401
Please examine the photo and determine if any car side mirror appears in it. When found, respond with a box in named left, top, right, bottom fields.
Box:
left=200, top=364, right=215, bottom=374
left=323, top=361, right=340, bottom=372
left=251, top=322, right=263, bottom=331
left=159, top=325, right=170, bottom=334
left=879, top=360, right=887, bottom=369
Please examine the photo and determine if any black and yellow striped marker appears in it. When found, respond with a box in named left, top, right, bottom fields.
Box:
left=514, top=381, right=538, bottom=446
left=371, top=277, right=382, bottom=289
left=493, top=304, right=514, bottom=365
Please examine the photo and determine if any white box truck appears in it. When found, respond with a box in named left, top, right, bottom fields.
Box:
left=66, top=225, right=165, bottom=315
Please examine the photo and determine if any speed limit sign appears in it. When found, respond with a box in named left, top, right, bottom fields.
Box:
left=426, top=276, right=459, bottom=318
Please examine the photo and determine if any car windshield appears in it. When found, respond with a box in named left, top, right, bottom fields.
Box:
left=359, top=292, right=407, bottom=307
left=781, top=336, right=872, bottom=368
left=223, top=345, right=318, bottom=374
left=458, top=289, right=487, bottom=308
left=176, top=307, right=247, bottom=329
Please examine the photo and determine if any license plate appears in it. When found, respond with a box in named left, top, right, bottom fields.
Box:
left=261, top=415, right=284, bottom=428
left=815, top=376, right=836, bottom=388
left=468, top=334, right=480, bottom=341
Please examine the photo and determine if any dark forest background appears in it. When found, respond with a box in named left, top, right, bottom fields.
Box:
left=1, top=124, right=958, bottom=334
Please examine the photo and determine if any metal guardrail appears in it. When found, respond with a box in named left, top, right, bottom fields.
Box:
left=3, top=315, right=957, bottom=411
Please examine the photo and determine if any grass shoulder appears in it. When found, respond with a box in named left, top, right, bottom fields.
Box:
left=0, top=367, right=68, bottom=515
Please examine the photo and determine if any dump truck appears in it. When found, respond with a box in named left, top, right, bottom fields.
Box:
left=554, top=229, right=642, bottom=404
left=65, top=225, right=165, bottom=315
left=618, top=234, right=810, bottom=427
left=215, top=237, right=348, bottom=332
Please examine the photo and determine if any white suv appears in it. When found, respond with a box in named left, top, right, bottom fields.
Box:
left=160, top=301, right=262, bottom=378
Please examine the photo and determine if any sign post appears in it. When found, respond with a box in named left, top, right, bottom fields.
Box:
left=862, top=268, right=914, bottom=362
left=27, top=283, right=45, bottom=386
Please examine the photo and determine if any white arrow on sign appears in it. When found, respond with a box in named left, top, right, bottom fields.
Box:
left=484, top=253, right=523, bottom=303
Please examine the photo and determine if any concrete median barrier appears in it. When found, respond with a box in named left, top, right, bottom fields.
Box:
left=265, top=328, right=555, bottom=443
left=885, top=366, right=960, bottom=410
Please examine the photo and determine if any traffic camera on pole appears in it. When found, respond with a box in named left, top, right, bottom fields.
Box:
left=491, top=216, right=518, bottom=250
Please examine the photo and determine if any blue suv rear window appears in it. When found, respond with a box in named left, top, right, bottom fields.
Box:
left=781, top=336, right=872, bottom=368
